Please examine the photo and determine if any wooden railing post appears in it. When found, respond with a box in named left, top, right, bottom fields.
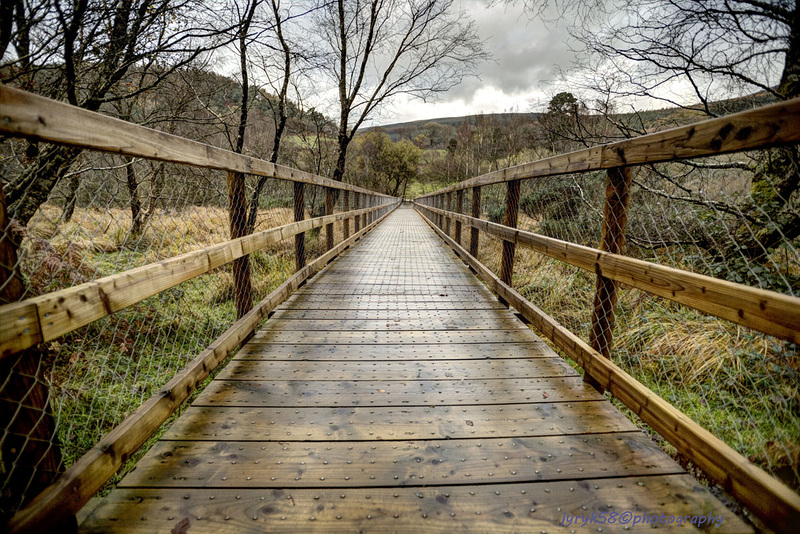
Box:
left=325, top=187, right=335, bottom=251
left=343, top=191, right=350, bottom=239
left=586, top=166, right=633, bottom=392
left=500, top=180, right=520, bottom=302
left=445, top=192, right=452, bottom=236
left=354, top=193, right=361, bottom=232
left=226, top=171, right=253, bottom=319
left=470, top=186, right=481, bottom=257
left=362, top=195, right=368, bottom=229
left=455, top=189, right=463, bottom=245
left=293, top=182, right=305, bottom=271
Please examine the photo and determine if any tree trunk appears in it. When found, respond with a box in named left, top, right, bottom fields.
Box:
left=6, top=145, right=81, bottom=226
left=0, top=185, right=67, bottom=526
left=333, top=133, right=349, bottom=182
left=61, top=172, right=80, bottom=223
left=125, top=159, right=143, bottom=234
left=227, top=171, right=253, bottom=319
left=735, top=4, right=800, bottom=263
left=141, top=163, right=164, bottom=230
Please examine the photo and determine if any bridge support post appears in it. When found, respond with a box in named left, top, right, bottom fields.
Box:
left=445, top=192, right=452, bottom=236
left=499, top=180, right=520, bottom=306
left=343, top=191, right=350, bottom=239
left=470, top=186, right=481, bottom=257
left=227, top=171, right=254, bottom=319
left=294, top=182, right=305, bottom=271
left=586, top=166, right=633, bottom=392
left=325, top=187, right=335, bottom=251
left=362, top=195, right=368, bottom=229
left=354, top=193, right=361, bottom=232
left=455, top=189, right=463, bottom=245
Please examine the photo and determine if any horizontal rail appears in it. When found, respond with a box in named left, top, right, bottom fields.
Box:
left=417, top=96, right=800, bottom=197
left=416, top=203, right=800, bottom=344
left=415, top=206, right=800, bottom=534
left=0, top=202, right=398, bottom=359
left=0, top=85, right=392, bottom=198
left=6, top=202, right=399, bottom=534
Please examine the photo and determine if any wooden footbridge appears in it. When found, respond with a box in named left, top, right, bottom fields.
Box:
left=77, top=205, right=747, bottom=532
left=2, top=86, right=800, bottom=532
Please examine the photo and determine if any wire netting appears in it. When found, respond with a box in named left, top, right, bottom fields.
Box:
left=428, top=149, right=800, bottom=494
left=0, top=142, right=387, bottom=520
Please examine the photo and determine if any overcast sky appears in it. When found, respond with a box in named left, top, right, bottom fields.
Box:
left=371, top=0, right=575, bottom=126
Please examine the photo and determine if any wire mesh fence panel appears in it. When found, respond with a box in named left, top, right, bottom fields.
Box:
left=0, top=141, right=379, bottom=519
left=476, top=151, right=800, bottom=493
left=0, top=153, right=233, bottom=518
left=613, top=153, right=800, bottom=491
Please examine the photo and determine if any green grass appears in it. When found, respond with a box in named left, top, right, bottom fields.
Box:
left=474, top=230, right=800, bottom=491
left=404, top=181, right=441, bottom=198
left=25, top=210, right=297, bottom=488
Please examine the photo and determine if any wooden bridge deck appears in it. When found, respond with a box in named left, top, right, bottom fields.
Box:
left=79, top=205, right=750, bottom=532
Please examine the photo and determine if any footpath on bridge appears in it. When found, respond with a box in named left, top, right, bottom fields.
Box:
left=79, top=204, right=749, bottom=532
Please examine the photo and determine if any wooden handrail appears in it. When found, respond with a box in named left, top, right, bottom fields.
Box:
left=6, top=202, right=399, bottom=534
left=0, top=202, right=398, bottom=359
left=417, top=203, right=800, bottom=344
left=417, top=96, right=800, bottom=197
left=416, top=206, right=800, bottom=534
left=0, top=85, right=393, bottom=198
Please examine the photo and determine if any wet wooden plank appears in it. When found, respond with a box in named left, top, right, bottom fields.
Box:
left=284, top=294, right=500, bottom=304
left=162, top=402, right=637, bottom=441
left=216, top=358, right=577, bottom=381
left=272, top=301, right=508, bottom=310
left=194, top=377, right=603, bottom=407
left=80, top=475, right=752, bottom=533
left=270, top=309, right=517, bottom=320
left=119, top=433, right=682, bottom=489
left=261, top=317, right=527, bottom=331
left=249, top=329, right=542, bottom=345
left=298, top=281, right=487, bottom=288
left=235, top=342, right=554, bottom=361
left=81, top=474, right=753, bottom=534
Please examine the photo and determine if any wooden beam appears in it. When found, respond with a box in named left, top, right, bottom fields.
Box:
left=416, top=96, right=800, bottom=198
left=416, top=206, right=800, bottom=534
left=0, top=86, right=394, bottom=199
left=470, top=186, right=481, bottom=258
left=6, top=203, right=400, bottom=534
left=0, top=204, right=392, bottom=359
left=455, top=189, right=463, bottom=245
left=343, top=191, right=350, bottom=239
left=354, top=193, right=361, bottom=232
left=500, top=180, right=520, bottom=287
left=445, top=192, right=452, bottom=236
left=414, top=203, right=800, bottom=344
left=587, top=166, right=633, bottom=391
left=294, top=182, right=305, bottom=271
left=325, top=187, right=335, bottom=251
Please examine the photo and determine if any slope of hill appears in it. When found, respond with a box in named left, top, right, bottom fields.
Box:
left=368, top=90, right=777, bottom=145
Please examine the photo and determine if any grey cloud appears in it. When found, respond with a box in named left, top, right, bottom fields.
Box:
left=442, top=0, right=577, bottom=104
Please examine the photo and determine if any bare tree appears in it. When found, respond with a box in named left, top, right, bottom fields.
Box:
left=245, top=0, right=315, bottom=233
left=1, top=0, right=232, bottom=227
left=516, top=0, right=800, bottom=263
left=316, top=0, right=487, bottom=182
